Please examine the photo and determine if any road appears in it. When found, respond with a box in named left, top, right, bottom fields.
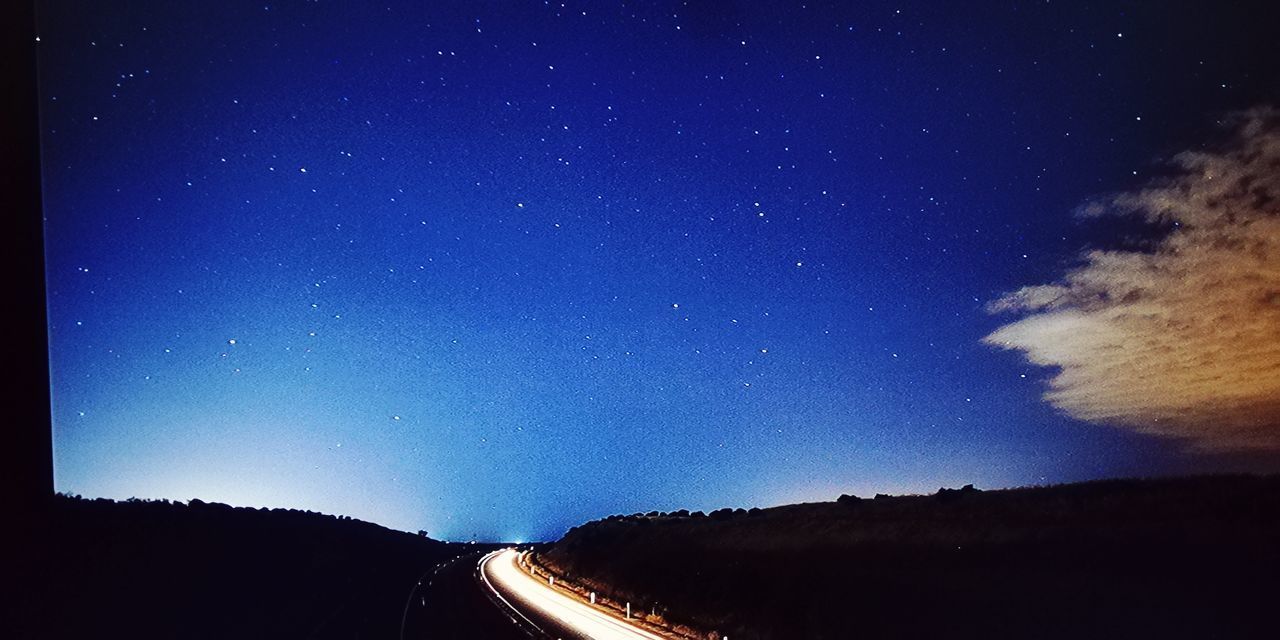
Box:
left=478, top=548, right=671, bottom=640
left=399, top=549, right=533, bottom=640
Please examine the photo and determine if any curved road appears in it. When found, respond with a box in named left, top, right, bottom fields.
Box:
left=400, top=549, right=531, bottom=640
left=479, top=548, right=670, bottom=640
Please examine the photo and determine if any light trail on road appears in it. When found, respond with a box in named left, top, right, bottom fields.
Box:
left=480, top=549, right=670, bottom=640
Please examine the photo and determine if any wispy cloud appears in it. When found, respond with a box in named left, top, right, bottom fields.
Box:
left=985, top=107, right=1280, bottom=452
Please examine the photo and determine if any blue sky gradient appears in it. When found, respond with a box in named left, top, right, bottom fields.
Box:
left=38, top=1, right=1279, bottom=540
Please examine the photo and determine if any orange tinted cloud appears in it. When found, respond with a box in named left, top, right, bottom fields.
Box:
left=985, top=107, right=1280, bottom=452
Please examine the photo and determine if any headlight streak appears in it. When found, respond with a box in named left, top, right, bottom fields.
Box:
left=480, top=548, right=669, bottom=640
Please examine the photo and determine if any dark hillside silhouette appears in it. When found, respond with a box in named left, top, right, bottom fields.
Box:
left=11, top=494, right=480, bottom=639
left=543, top=475, right=1280, bottom=640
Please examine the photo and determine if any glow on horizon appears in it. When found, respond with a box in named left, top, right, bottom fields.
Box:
left=37, top=1, right=1279, bottom=543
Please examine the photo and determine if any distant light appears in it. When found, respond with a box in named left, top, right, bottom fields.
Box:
left=228, top=339, right=236, bottom=345
left=672, top=303, right=679, bottom=309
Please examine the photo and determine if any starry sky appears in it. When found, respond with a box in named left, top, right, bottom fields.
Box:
left=38, top=1, right=1280, bottom=541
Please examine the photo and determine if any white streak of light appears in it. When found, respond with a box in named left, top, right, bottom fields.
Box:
left=482, top=548, right=668, bottom=640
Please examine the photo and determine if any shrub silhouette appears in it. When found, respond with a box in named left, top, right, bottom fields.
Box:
left=836, top=493, right=862, bottom=506
left=544, top=475, right=1280, bottom=640
left=14, top=495, right=473, bottom=640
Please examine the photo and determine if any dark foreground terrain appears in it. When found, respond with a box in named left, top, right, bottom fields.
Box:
left=542, top=475, right=1280, bottom=640
left=9, top=494, right=517, bottom=639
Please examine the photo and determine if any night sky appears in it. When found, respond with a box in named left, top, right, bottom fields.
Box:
left=38, top=1, right=1280, bottom=541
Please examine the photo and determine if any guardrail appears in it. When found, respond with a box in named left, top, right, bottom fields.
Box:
left=517, top=550, right=717, bottom=640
